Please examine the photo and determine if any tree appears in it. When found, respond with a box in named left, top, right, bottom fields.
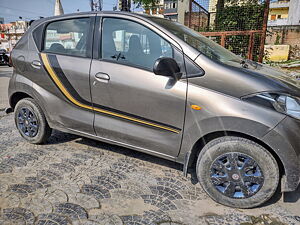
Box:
left=132, top=0, right=160, bottom=9
left=212, top=0, right=267, bottom=60
left=214, top=0, right=265, bottom=31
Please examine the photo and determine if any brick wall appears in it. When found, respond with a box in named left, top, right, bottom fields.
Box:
left=266, top=25, right=300, bottom=59
left=184, top=12, right=209, bottom=30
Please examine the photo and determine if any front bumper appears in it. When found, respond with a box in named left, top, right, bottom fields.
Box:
left=262, top=116, right=300, bottom=192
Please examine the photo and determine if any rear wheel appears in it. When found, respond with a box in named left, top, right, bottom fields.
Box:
left=14, top=98, right=52, bottom=144
left=196, top=136, right=279, bottom=208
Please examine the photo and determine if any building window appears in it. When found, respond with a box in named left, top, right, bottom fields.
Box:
left=271, top=15, right=276, bottom=20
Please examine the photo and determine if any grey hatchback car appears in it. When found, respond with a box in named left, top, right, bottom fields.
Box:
left=8, top=11, right=300, bottom=208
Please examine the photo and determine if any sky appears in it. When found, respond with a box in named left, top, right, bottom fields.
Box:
left=0, top=0, right=121, bottom=23
left=0, top=0, right=278, bottom=23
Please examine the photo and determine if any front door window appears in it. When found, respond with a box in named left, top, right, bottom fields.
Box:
left=101, top=18, right=173, bottom=70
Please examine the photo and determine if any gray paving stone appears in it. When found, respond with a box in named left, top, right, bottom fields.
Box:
left=36, top=213, right=71, bottom=225
left=37, top=169, right=63, bottom=181
left=0, top=114, right=298, bottom=225
left=7, top=184, right=36, bottom=197
left=54, top=202, right=88, bottom=220
left=69, top=193, right=100, bottom=209
left=81, top=184, right=111, bottom=199
left=50, top=162, right=75, bottom=173
left=25, top=176, right=51, bottom=189
left=2, top=208, right=35, bottom=225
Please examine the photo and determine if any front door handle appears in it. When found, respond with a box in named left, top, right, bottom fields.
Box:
left=31, top=60, right=41, bottom=69
left=95, top=73, right=110, bottom=83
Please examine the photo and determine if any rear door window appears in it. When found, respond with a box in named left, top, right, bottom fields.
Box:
left=44, top=18, right=91, bottom=57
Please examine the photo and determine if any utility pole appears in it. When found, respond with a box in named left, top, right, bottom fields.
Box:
left=90, top=0, right=103, bottom=11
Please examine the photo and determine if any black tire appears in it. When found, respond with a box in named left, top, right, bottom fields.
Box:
left=14, top=98, right=52, bottom=144
left=196, top=136, right=279, bottom=208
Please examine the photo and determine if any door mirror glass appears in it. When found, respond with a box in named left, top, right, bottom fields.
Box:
left=153, top=57, right=182, bottom=80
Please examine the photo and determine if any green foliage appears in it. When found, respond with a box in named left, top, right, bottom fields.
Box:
left=133, top=0, right=160, bottom=9
left=214, top=2, right=265, bottom=31
left=275, top=34, right=281, bottom=45
left=210, top=0, right=266, bottom=60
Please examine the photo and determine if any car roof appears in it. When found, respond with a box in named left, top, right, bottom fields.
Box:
left=30, top=11, right=159, bottom=30
left=40, top=11, right=153, bottom=22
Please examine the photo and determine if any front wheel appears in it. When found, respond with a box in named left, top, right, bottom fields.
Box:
left=14, top=98, right=52, bottom=144
left=196, top=136, right=279, bottom=208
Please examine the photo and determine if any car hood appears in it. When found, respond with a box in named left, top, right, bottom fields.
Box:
left=245, top=61, right=300, bottom=92
left=192, top=55, right=300, bottom=98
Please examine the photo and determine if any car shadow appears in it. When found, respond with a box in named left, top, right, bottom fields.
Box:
left=47, top=129, right=184, bottom=172
left=249, top=180, right=300, bottom=208
left=46, top=130, right=80, bottom=145
left=76, top=136, right=184, bottom=172
left=258, top=186, right=283, bottom=208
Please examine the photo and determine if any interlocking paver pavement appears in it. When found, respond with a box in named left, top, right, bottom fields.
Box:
left=1, top=113, right=300, bottom=225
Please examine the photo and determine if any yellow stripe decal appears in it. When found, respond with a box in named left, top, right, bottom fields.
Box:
left=41, top=53, right=180, bottom=134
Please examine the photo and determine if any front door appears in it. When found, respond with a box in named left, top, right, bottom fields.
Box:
left=90, top=17, right=187, bottom=157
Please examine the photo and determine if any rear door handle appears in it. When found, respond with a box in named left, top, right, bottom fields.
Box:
left=95, top=72, right=110, bottom=83
left=31, top=60, right=41, bottom=69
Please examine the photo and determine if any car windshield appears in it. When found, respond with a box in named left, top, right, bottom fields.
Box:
left=149, top=17, right=242, bottom=65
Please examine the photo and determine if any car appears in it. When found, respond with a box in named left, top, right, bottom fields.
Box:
left=0, top=49, right=11, bottom=66
left=8, top=11, right=300, bottom=209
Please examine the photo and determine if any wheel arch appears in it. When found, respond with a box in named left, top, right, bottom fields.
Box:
left=185, top=130, right=285, bottom=183
left=9, top=88, right=52, bottom=128
left=10, top=92, right=33, bottom=109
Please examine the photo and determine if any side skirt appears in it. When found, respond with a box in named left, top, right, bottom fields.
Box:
left=54, top=126, right=178, bottom=162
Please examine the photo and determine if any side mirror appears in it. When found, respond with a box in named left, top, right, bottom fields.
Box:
left=153, top=57, right=182, bottom=80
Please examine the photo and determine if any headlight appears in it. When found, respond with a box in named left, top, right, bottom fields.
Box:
left=242, top=93, right=300, bottom=120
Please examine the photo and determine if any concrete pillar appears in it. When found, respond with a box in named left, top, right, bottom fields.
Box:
left=287, top=0, right=300, bottom=26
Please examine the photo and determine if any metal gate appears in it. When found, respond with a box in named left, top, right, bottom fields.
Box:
left=186, top=0, right=270, bottom=62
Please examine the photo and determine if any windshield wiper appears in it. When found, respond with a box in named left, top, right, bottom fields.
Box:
left=240, top=59, right=249, bottom=68
left=244, top=59, right=261, bottom=69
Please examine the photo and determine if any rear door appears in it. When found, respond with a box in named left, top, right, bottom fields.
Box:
left=39, top=16, right=95, bottom=134
left=89, top=16, right=187, bottom=158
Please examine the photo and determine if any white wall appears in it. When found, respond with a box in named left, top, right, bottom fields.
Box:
left=287, top=0, right=300, bottom=26
left=177, top=0, right=190, bottom=24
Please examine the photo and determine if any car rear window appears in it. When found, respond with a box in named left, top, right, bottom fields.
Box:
left=44, top=18, right=91, bottom=57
